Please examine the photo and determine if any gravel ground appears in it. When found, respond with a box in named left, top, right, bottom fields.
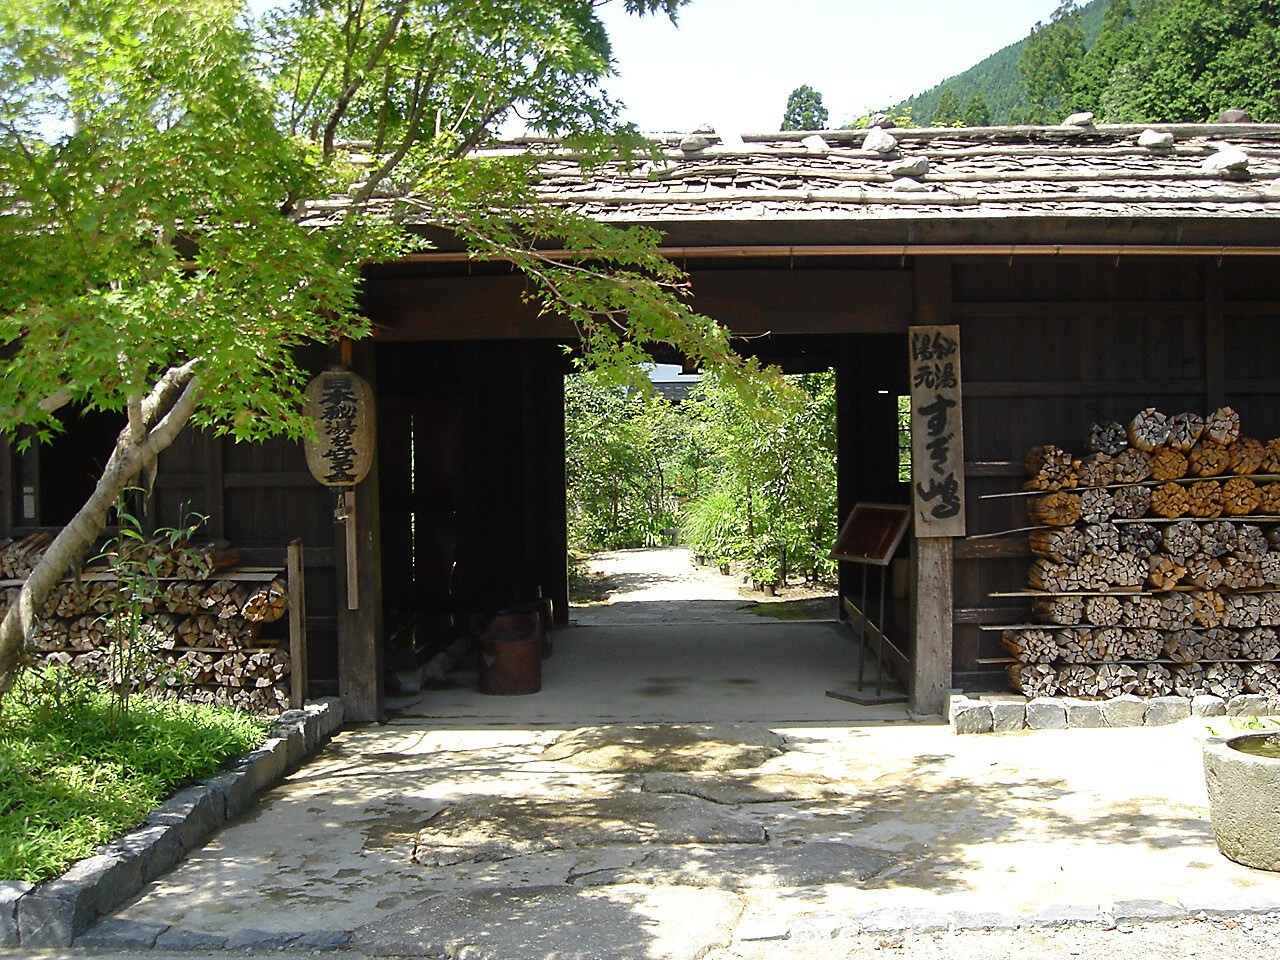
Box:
left=708, top=914, right=1280, bottom=959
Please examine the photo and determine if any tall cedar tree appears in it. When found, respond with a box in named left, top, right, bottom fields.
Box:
left=962, top=93, right=992, bottom=126
left=781, top=85, right=829, bottom=130
left=1019, top=0, right=1088, bottom=122
left=931, top=88, right=964, bottom=125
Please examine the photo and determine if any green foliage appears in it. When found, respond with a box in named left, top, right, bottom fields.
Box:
left=679, top=371, right=838, bottom=585
left=895, top=0, right=1280, bottom=126
left=930, top=87, right=964, bottom=126
left=1074, top=0, right=1140, bottom=114
left=0, top=667, right=265, bottom=882
left=0, top=0, right=782, bottom=692
left=0, top=0, right=388, bottom=447
left=1108, top=0, right=1280, bottom=122
left=962, top=93, right=992, bottom=126
left=891, top=0, right=1108, bottom=124
left=92, top=501, right=207, bottom=721
left=840, top=107, right=915, bottom=130
left=781, top=84, right=829, bottom=131
left=931, top=88, right=991, bottom=127
left=565, top=371, right=700, bottom=549
left=1019, top=1, right=1088, bottom=123
left=566, top=369, right=839, bottom=585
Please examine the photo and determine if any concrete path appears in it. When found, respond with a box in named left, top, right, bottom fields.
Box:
left=390, top=621, right=900, bottom=724
left=571, top=547, right=835, bottom=625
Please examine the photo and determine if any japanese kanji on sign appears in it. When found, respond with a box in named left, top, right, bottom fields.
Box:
left=909, top=325, right=965, bottom=537
left=303, top=369, right=375, bottom=488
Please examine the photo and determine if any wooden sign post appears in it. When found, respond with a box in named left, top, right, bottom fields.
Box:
left=909, top=325, right=965, bottom=537
left=303, top=369, right=375, bottom=611
left=908, top=307, right=964, bottom=716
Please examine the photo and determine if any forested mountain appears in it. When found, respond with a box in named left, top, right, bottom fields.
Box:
left=887, top=0, right=1280, bottom=127
left=890, top=0, right=1108, bottom=126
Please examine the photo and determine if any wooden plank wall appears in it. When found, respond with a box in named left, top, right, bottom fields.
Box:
left=149, top=346, right=342, bottom=695
left=375, top=339, right=571, bottom=647
left=951, top=255, right=1280, bottom=691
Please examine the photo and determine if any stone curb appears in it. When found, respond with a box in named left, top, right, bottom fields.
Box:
left=948, top=691, right=1280, bottom=734
left=5, top=697, right=343, bottom=949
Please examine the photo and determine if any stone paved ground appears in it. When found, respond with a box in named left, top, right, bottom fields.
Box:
left=34, top=550, right=1280, bottom=960
left=62, top=715, right=1280, bottom=959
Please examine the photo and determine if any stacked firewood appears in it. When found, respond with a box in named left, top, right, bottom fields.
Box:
left=1, top=537, right=291, bottom=714
left=0, top=532, right=53, bottom=579
left=1007, top=406, right=1280, bottom=699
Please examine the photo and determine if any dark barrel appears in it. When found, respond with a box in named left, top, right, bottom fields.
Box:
left=478, top=627, right=542, bottom=695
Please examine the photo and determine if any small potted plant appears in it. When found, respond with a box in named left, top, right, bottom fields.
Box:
left=1203, top=722, right=1280, bottom=872
left=750, top=558, right=781, bottom=596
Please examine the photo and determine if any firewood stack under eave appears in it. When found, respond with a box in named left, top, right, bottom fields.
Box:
left=1007, top=406, right=1280, bottom=700
left=1, top=537, right=292, bottom=715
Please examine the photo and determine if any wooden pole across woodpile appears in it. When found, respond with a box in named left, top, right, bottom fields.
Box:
left=0, top=535, right=291, bottom=714
left=1007, top=406, right=1280, bottom=700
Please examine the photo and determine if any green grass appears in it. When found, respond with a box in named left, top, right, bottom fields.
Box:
left=0, top=668, right=267, bottom=883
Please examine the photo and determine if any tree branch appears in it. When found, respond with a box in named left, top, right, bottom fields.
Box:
left=322, top=0, right=409, bottom=157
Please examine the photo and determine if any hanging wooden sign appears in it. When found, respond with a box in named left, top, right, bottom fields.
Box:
left=909, top=324, right=966, bottom=536
left=303, top=369, right=375, bottom=487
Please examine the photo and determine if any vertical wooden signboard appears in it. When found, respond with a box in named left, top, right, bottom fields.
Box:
left=909, top=325, right=965, bottom=537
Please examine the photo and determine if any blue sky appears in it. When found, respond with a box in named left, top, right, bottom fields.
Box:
left=593, top=0, right=1065, bottom=134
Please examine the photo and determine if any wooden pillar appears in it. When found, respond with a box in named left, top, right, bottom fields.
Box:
left=337, top=341, right=385, bottom=722
left=543, top=349, right=570, bottom=625
left=834, top=339, right=859, bottom=611
left=910, top=258, right=957, bottom=716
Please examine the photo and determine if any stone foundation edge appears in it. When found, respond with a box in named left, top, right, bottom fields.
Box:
left=948, top=690, right=1280, bottom=734
left=1, top=697, right=344, bottom=949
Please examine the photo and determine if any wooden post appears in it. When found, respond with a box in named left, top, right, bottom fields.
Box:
left=287, top=539, right=308, bottom=709
left=910, top=258, right=958, bottom=716
left=336, top=342, right=385, bottom=723
left=834, top=341, right=860, bottom=612
left=344, top=490, right=359, bottom=609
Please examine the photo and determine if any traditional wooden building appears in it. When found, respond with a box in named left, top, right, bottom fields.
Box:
left=6, top=122, right=1280, bottom=721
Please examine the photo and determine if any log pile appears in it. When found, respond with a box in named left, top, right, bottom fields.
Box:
left=0, top=532, right=53, bottom=579
left=2, top=537, right=291, bottom=714
left=1008, top=405, right=1280, bottom=699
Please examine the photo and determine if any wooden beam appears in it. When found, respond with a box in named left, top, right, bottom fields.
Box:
left=365, top=270, right=913, bottom=340
left=965, top=379, right=1205, bottom=398
left=910, top=257, right=957, bottom=716
left=953, top=300, right=1203, bottom=319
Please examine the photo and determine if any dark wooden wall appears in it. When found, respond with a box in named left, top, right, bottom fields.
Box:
left=376, top=340, right=571, bottom=646
left=953, top=255, right=1280, bottom=690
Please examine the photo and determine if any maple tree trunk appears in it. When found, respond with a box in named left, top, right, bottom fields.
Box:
left=0, top=367, right=200, bottom=696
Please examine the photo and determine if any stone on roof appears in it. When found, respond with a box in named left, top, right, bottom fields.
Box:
left=301, top=124, right=1280, bottom=235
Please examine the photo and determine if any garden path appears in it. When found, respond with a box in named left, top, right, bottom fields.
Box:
left=572, top=547, right=837, bottom=625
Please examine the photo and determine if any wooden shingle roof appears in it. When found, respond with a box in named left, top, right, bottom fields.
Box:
left=508, top=124, right=1280, bottom=224
left=306, top=123, right=1280, bottom=251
